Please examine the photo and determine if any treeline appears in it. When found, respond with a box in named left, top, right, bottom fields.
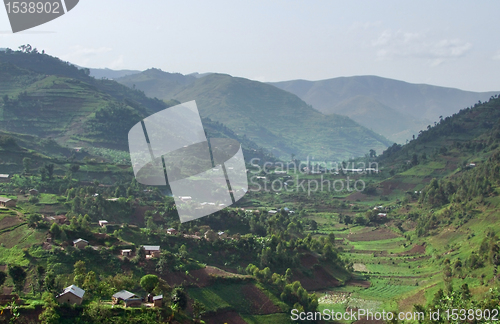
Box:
left=245, top=264, right=318, bottom=315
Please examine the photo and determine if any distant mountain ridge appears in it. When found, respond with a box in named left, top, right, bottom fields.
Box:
left=116, top=70, right=393, bottom=161
left=89, top=68, right=141, bottom=79
left=269, top=76, right=499, bottom=143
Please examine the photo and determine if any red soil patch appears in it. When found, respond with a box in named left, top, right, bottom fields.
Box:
left=203, top=310, right=246, bottom=324
left=241, top=284, right=280, bottom=315
left=0, top=216, right=22, bottom=230
left=379, top=179, right=416, bottom=196
left=347, top=228, right=399, bottom=242
left=129, top=205, right=153, bottom=227
left=346, top=279, right=371, bottom=288
left=346, top=191, right=369, bottom=201
left=398, top=289, right=426, bottom=312
left=400, top=244, right=426, bottom=256
left=300, top=253, right=319, bottom=268
left=295, top=266, right=340, bottom=291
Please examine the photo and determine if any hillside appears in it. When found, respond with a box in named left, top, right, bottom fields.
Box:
left=270, top=76, right=499, bottom=143
left=116, top=68, right=198, bottom=100
left=332, top=95, right=500, bottom=316
left=117, top=70, right=393, bottom=161
left=0, top=50, right=272, bottom=163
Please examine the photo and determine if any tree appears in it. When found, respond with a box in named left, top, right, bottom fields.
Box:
left=171, top=287, right=188, bottom=310
left=0, top=271, right=6, bottom=287
left=27, top=213, right=42, bottom=228
left=73, top=260, right=86, bottom=287
left=22, top=157, right=32, bottom=174
left=45, top=271, right=60, bottom=294
left=45, top=164, right=54, bottom=180
left=327, top=233, right=335, bottom=245
left=35, top=265, right=46, bottom=296
left=39, top=292, right=60, bottom=324
left=369, top=149, right=376, bottom=158
left=192, top=300, right=205, bottom=321
left=137, top=247, right=146, bottom=262
left=140, top=274, right=159, bottom=294
left=49, top=223, right=61, bottom=239
left=83, top=271, right=98, bottom=295
left=69, top=164, right=80, bottom=173
left=8, top=265, right=27, bottom=293
left=178, top=244, right=188, bottom=258
left=411, top=153, right=418, bottom=166
left=285, top=268, right=293, bottom=283
left=153, top=278, right=171, bottom=297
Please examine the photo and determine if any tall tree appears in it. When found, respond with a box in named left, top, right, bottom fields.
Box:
left=8, top=265, right=27, bottom=293
left=140, top=274, right=159, bottom=294
left=0, top=271, right=7, bottom=287
left=22, top=157, right=32, bottom=174
left=73, top=260, right=86, bottom=287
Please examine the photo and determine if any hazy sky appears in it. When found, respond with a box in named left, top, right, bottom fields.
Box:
left=1, top=0, right=500, bottom=92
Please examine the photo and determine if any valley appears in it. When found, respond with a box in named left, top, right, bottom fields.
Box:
left=0, top=48, right=498, bottom=324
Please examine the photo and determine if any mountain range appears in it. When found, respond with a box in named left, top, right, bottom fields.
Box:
left=113, top=68, right=498, bottom=144
left=116, top=69, right=392, bottom=161
left=270, top=76, right=499, bottom=143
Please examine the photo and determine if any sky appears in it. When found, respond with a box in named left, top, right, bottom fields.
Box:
left=1, top=0, right=500, bottom=92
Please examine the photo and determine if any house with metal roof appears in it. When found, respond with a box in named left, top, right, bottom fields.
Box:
left=112, top=290, right=142, bottom=307
left=73, top=238, right=89, bottom=249
left=153, top=295, right=163, bottom=307
left=56, top=285, right=85, bottom=305
left=0, top=197, right=16, bottom=208
left=142, top=245, right=160, bottom=258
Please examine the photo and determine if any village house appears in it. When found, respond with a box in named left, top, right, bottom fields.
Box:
left=99, top=220, right=109, bottom=227
left=153, top=295, right=163, bottom=307
left=29, top=189, right=39, bottom=196
left=0, top=197, right=16, bottom=208
left=378, top=213, right=387, bottom=218
left=142, top=245, right=160, bottom=258
left=218, top=231, right=228, bottom=239
left=73, top=238, right=89, bottom=249
left=112, top=290, right=142, bottom=307
left=56, top=285, right=85, bottom=305
left=268, top=210, right=278, bottom=215
left=0, top=174, right=9, bottom=182
left=121, top=249, right=132, bottom=257
left=166, top=228, right=178, bottom=235
left=44, top=215, right=67, bottom=225
left=204, top=230, right=218, bottom=242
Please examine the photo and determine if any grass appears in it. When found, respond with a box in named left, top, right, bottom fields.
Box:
left=187, top=283, right=252, bottom=314
left=0, top=246, right=29, bottom=266
left=38, top=193, right=62, bottom=205
left=356, top=284, right=418, bottom=300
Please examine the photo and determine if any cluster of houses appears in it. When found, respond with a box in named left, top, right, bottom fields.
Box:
left=112, top=290, right=163, bottom=308
left=55, top=285, right=163, bottom=308
left=372, top=205, right=389, bottom=218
